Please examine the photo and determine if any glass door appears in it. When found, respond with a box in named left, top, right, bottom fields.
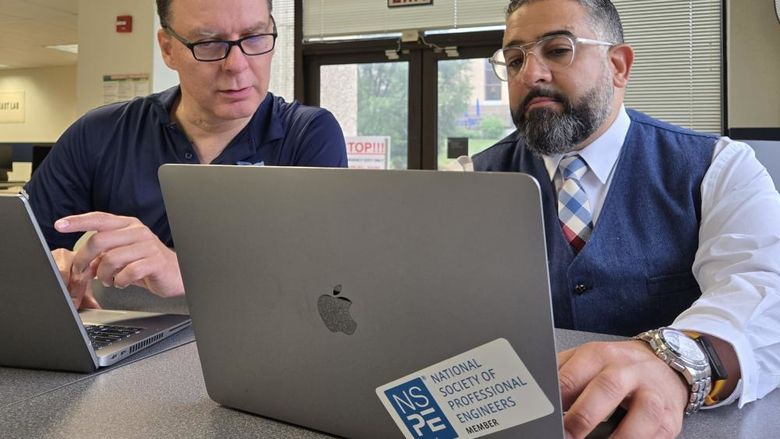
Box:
left=436, top=57, right=513, bottom=170
left=303, top=31, right=503, bottom=170
left=320, top=62, right=410, bottom=170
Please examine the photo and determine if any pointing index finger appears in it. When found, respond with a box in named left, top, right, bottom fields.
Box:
left=55, top=212, right=135, bottom=233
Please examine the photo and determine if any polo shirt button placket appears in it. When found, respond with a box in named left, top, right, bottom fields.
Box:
left=184, top=152, right=194, bottom=160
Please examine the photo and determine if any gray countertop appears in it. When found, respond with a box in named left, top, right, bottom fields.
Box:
left=1, top=327, right=777, bottom=438
left=0, top=326, right=194, bottom=410
left=0, top=342, right=329, bottom=439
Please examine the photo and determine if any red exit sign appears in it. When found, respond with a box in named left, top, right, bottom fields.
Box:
left=388, top=0, right=434, bottom=7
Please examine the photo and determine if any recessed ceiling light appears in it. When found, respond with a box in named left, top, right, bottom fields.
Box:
left=45, top=44, right=79, bottom=54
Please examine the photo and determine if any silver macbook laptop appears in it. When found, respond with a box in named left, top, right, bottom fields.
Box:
left=160, top=165, right=563, bottom=438
left=0, top=194, right=191, bottom=373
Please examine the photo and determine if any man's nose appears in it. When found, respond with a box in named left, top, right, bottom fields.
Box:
left=222, top=44, right=249, bottom=72
left=518, top=52, right=553, bottom=87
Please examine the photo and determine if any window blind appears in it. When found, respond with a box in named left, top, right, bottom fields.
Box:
left=615, top=0, right=722, bottom=133
left=302, top=0, right=508, bottom=40
left=269, top=0, right=295, bottom=100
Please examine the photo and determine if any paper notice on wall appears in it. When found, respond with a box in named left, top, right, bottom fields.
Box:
left=103, top=74, right=150, bottom=104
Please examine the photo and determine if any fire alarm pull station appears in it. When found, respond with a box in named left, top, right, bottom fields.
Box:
left=116, top=15, right=133, bottom=33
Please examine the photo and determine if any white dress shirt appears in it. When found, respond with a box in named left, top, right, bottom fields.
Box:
left=548, top=106, right=780, bottom=407
left=456, top=106, right=780, bottom=407
left=542, top=107, right=630, bottom=224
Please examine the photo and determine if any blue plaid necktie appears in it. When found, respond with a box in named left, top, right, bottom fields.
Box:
left=558, top=155, right=593, bottom=253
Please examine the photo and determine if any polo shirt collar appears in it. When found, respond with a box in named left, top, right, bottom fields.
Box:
left=249, top=92, right=285, bottom=147
left=214, top=92, right=277, bottom=164
left=152, top=86, right=285, bottom=163
left=152, top=86, right=180, bottom=125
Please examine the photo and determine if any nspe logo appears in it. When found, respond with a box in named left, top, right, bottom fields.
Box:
left=384, top=377, right=458, bottom=438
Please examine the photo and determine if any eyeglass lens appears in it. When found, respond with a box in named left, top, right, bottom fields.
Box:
left=495, top=36, right=576, bottom=80
left=193, top=35, right=275, bottom=61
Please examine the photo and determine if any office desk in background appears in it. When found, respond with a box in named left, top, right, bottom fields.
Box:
left=0, top=181, right=24, bottom=194
left=1, top=322, right=777, bottom=438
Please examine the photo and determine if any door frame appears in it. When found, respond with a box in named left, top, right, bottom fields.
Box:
left=301, top=31, right=503, bottom=169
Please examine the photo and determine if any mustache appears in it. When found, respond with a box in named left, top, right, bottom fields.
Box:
left=519, top=88, right=569, bottom=115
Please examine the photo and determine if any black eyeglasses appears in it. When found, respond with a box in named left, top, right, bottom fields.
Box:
left=164, top=16, right=278, bottom=62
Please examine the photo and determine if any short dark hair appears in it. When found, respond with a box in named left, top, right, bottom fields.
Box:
left=156, top=0, right=273, bottom=28
left=506, top=0, right=624, bottom=44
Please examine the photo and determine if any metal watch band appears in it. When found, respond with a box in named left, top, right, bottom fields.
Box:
left=634, top=329, right=712, bottom=415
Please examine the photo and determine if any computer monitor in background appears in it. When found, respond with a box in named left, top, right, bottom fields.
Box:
left=0, top=144, right=13, bottom=182
left=31, top=144, right=53, bottom=176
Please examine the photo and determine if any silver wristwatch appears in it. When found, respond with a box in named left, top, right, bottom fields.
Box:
left=634, top=327, right=712, bottom=415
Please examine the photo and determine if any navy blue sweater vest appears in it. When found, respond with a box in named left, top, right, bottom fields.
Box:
left=473, top=110, right=717, bottom=336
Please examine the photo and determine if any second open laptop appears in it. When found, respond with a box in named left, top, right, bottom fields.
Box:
left=160, top=165, right=564, bottom=438
left=0, top=194, right=191, bottom=373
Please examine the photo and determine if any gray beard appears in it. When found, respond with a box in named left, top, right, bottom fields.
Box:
left=512, top=85, right=613, bottom=157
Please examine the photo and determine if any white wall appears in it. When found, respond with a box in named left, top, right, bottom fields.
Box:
left=0, top=66, right=77, bottom=143
left=77, top=0, right=176, bottom=115
left=728, top=0, right=780, bottom=128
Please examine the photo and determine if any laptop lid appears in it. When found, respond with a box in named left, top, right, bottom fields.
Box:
left=160, top=165, right=563, bottom=438
left=0, top=194, right=190, bottom=373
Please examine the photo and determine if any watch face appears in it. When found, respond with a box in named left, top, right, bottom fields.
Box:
left=662, top=329, right=706, bottom=362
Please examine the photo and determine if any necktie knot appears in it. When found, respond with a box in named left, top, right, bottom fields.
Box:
left=560, top=155, right=588, bottom=181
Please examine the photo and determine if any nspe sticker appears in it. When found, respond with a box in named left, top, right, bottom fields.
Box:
left=376, top=338, right=553, bottom=438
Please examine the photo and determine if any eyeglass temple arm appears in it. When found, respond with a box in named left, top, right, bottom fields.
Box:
left=575, top=37, right=615, bottom=47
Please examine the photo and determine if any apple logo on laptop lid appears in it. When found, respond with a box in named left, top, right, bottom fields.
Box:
left=317, top=284, right=357, bottom=335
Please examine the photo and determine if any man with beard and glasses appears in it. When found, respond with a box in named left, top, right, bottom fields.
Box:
left=23, top=0, right=347, bottom=309
left=466, top=0, right=780, bottom=438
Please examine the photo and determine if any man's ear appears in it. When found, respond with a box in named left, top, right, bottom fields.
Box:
left=158, top=29, right=177, bottom=70
left=609, top=44, right=634, bottom=89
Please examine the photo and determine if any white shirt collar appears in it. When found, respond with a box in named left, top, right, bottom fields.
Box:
left=542, top=105, right=631, bottom=183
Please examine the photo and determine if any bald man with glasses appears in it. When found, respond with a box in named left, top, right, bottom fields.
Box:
left=24, top=0, right=347, bottom=309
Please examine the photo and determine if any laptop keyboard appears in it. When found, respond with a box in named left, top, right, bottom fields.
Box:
left=84, top=324, right=142, bottom=350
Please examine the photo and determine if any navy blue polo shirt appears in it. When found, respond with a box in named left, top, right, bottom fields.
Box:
left=25, top=86, right=347, bottom=250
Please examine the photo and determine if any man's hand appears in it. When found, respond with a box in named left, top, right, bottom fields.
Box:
left=54, top=212, right=185, bottom=308
left=52, top=248, right=101, bottom=309
left=558, top=340, right=689, bottom=439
